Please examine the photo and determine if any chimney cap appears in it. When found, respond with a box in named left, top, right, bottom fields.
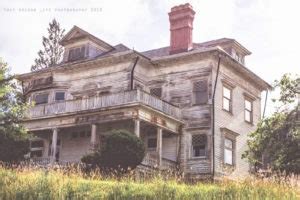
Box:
left=171, top=3, right=194, bottom=12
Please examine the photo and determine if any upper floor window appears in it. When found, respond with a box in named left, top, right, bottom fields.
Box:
left=244, top=99, right=253, bottom=123
left=224, top=138, right=234, bottom=165
left=34, top=93, right=49, bottom=105
left=55, top=91, right=65, bottom=101
left=193, top=80, right=208, bottom=105
left=192, top=134, right=207, bottom=157
left=222, top=86, right=232, bottom=112
left=150, top=87, right=162, bottom=98
left=68, top=46, right=86, bottom=61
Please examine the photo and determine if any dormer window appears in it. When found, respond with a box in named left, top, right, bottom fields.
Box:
left=68, top=46, right=86, bottom=61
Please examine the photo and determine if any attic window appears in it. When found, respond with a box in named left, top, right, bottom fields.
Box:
left=68, top=46, right=86, bottom=61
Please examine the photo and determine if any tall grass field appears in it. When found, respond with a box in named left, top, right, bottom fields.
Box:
left=0, top=166, right=299, bottom=200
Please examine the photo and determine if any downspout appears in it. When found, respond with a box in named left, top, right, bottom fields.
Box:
left=130, top=57, right=140, bottom=90
left=262, top=90, right=268, bottom=118
left=212, top=55, right=221, bottom=179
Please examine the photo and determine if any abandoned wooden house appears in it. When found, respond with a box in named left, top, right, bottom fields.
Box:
left=17, top=3, right=271, bottom=179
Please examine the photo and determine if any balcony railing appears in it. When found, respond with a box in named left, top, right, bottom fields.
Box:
left=28, top=89, right=181, bottom=119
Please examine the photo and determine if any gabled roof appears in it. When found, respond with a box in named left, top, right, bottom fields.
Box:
left=60, top=26, right=114, bottom=51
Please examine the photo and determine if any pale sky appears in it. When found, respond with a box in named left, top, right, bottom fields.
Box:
left=0, top=0, right=299, bottom=115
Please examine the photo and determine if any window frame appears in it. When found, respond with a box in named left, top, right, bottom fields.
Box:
left=191, top=134, right=207, bottom=158
left=150, top=87, right=162, bottom=98
left=244, top=98, right=253, bottom=124
left=220, top=128, right=239, bottom=167
left=33, top=92, right=49, bottom=105
left=192, top=79, right=208, bottom=105
left=54, top=91, right=66, bottom=102
left=68, top=45, right=86, bottom=61
left=222, top=85, right=233, bottom=113
left=147, top=136, right=157, bottom=151
left=224, top=137, right=234, bottom=166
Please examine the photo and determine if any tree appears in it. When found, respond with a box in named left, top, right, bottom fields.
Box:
left=243, top=74, right=300, bottom=175
left=0, top=58, right=29, bottom=162
left=81, top=129, right=145, bottom=172
left=31, top=19, right=65, bottom=71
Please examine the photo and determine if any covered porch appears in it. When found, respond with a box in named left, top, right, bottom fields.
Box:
left=29, top=109, right=182, bottom=170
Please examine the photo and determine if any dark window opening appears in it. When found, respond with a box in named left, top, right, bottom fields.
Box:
left=192, top=134, right=207, bottom=157
left=150, top=88, right=162, bottom=98
left=68, top=46, right=86, bottom=61
left=55, top=92, right=65, bottom=101
left=34, top=93, right=49, bottom=105
left=147, top=138, right=157, bottom=149
left=31, top=150, right=43, bottom=158
left=193, top=80, right=208, bottom=104
left=31, top=140, right=44, bottom=148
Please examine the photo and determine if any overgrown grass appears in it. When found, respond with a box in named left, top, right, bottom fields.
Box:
left=0, top=166, right=299, bottom=200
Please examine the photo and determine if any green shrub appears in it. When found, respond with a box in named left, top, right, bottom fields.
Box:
left=82, top=129, right=145, bottom=171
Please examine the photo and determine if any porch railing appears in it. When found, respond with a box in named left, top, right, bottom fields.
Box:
left=28, top=89, right=181, bottom=119
left=31, top=155, right=177, bottom=170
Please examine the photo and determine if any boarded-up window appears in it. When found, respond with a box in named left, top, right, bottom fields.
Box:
left=192, top=134, right=207, bottom=157
left=34, top=93, right=49, bottom=105
left=193, top=80, right=208, bottom=104
left=68, top=46, right=86, bottom=61
left=150, top=87, right=162, bottom=98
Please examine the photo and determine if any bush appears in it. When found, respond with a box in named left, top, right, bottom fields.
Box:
left=0, top=132, right=29, bottom=162
left=82, top=129, right=145, bottom=171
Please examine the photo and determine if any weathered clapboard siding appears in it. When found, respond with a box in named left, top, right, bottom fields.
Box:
left=212, top=59, right=262, bottom=178
left=162, top=135, right=177, bottom=161
left=150, top=58, right=214, bottom=175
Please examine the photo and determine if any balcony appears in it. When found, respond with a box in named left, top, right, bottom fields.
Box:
left=27, top=89, right=181, bottom=120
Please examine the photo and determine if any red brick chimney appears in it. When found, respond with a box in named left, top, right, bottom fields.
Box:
left=168, top=3, right=195, bottom=54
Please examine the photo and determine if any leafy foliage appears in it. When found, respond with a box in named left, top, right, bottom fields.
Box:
left=0, top=58, right=29, bottom=162
left=243, top=73, right=300, bottom=174
left=82, top=129, right=145, bottom=172
left=31, top=19, right=65, bottom=71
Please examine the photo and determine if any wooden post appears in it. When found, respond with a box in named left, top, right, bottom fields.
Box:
left=157, top=127, right=162, bottom=167
left=50, top=128, right=58, bottom=165
left=134, top=119, right=140, bottom=137
left=91, top=124, right=97, bottom=150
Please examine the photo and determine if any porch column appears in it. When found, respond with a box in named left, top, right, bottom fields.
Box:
left=157, top=127, right=163, bottom=167
left=134, top=119, right=140, bottom=137
left=50, top=128, right=58, bottom=165
left=91, top=124, right=97, bottom=150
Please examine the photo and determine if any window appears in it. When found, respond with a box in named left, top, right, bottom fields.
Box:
left=222, top=86, right=232, bottom=112
left=245, top=99, right=253, bottom=123
left=68, top=46, right=86, bottom=61
left=147, top=138, right=157, bottom=149
left=192, top=134, right=207, bottom=157
left=150, top=88, right=162, bottom=98
left=31, top=150, right=43, bottom=158
left=30, top=139, right=44, bottom=158
left=193, top=80, right=208, bottom=105
left=34, top=93, right=49, bottom=105
left=30, top=140, right=44, bottom=148
left=55, top=92, right=65, bottom=101
left=224, top=138, right=234, bottom=165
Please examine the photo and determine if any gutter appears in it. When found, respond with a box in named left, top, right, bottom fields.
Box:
left=212, top=55, right=221, bottom=179
left=262, top=90, right=269, bottom=118
left=130, top=57, right=140, bottom=90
